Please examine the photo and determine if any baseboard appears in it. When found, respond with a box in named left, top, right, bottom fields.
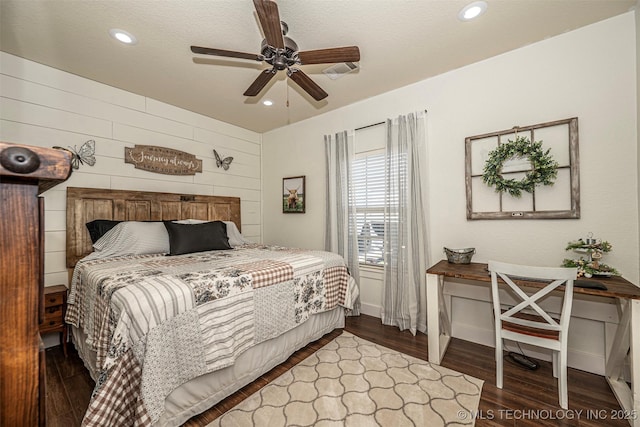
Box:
left=360, top=302, right=381, bottom=318
left=42, top=333, right=63, bottom=349
left=452, top=321, right=494, bottom=347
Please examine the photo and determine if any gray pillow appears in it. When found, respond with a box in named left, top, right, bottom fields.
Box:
left=223, top=221, right=252, bottom=246
left=92, top=221, right=170, bottom=257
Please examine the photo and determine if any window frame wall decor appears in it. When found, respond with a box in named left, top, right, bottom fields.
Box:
left=465, top=117, right=580, bottom=220
left=282, top=175, right=306, bottom=213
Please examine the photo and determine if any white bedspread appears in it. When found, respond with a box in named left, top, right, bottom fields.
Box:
left=66, top=244, right=358, bottom=426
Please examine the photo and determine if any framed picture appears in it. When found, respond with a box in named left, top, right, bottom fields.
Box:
left=282, top=176, right=305, bottom=213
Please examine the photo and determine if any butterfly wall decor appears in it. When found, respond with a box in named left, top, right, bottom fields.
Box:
left=53, top=140, right=96, bottom=170
left=214, top=149, right=233, bottom=171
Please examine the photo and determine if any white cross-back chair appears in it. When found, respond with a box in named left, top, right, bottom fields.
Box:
left=488, top=260, right=577, bottom=409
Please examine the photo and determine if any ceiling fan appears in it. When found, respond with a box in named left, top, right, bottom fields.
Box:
left=190, top=0, right=360, bottom=101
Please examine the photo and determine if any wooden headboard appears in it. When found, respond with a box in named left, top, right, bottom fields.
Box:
left=66, top=187, right=241, bottom=268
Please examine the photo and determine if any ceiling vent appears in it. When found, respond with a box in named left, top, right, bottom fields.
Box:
left=322, top=62, right=359, bottom=80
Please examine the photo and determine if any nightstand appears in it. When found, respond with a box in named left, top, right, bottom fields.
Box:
left=40, top=285, right=68, bottom=357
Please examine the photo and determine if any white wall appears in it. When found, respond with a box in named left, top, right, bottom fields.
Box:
left=262, top=13, right=638, bottom=375
left=636, top=4, right=640, bottom=275
left=0, top=52, right=262, bottom=289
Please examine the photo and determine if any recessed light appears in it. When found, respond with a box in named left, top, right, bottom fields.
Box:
left=109, top=28, right=137, bottom=45
left=263, top=100, right=273, bottom=106
left=458, top=1, right=487, bottom=21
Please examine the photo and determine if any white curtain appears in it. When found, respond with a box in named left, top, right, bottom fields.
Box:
left=324, top=131, right=361, bottom=315
left=381, top=112, right=429, bottom=334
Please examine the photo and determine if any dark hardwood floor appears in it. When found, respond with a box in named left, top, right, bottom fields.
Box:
left=46, top=314, right=628, bottom=426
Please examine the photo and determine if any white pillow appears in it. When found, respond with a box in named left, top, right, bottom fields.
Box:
left=223, top=221, right=252, bottom=246
left=172, top=219, right=250, bottom=247
left=91, top=221, right=169, bottom=258
left=172, top=219, right=205, bottom=225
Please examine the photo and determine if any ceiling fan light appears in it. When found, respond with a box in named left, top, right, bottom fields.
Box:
left=458, top=1, right=487, bottom=21
left=109, top=28, right=137, bottom=45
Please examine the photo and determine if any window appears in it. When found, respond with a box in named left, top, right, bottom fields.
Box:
left=352, top=123, right=406, bottom=266
left=352, top=124, right=387, bottom=266
left=352, top=150, right=386, bottom=265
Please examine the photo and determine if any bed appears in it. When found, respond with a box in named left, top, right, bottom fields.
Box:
left=64, top=187, right=357, bottom=426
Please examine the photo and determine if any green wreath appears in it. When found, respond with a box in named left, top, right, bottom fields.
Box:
left=482, top=136, right=558, bottom=197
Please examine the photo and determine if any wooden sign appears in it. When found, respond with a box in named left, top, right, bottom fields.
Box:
left=124, top=145, right=202, bottom=175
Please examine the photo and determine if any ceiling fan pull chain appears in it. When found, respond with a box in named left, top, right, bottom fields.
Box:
left=286, top=83, right=290, bottom=125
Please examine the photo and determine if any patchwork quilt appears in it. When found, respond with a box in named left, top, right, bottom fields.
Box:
left=66, top=244, right=357, bottom=426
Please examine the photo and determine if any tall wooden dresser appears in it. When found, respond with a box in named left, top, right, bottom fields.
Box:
left=0, top=142, right=72, bottom=427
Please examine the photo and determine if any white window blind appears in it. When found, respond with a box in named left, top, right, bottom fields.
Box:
left=352, top=150, right=386, bottom=265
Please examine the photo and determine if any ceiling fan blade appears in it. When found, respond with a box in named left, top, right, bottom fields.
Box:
left=253, top=0, right=284, bottom=49
left=297, top=46, right=360, bottom=65
left=243, top=69, right=277, bottom=96
left=191, top=46, right=263, bottom=61
left=288, top=69, right=328, bottom=101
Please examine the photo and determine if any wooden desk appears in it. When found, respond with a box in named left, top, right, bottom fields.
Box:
left=426, top=260, right=640, bottom=426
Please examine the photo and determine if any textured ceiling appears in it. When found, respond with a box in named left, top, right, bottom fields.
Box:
left=0, top=0, right=636, bottom=133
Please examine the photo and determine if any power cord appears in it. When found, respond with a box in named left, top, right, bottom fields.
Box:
left=507, top=348, right=539, bottom=370
left=490, top=305, right=540, bottom=370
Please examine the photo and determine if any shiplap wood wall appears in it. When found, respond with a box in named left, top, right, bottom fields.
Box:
left=0, top=52, right=262, bottom=287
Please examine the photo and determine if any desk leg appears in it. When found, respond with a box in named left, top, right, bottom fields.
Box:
left=605, top=298, right=639, bottom=427
left=427, top=273, right=451, bottom=365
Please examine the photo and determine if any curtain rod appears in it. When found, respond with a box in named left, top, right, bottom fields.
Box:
left=354, top=109, right=428, bottom=132
left=354, top=121, right=384, bottom=132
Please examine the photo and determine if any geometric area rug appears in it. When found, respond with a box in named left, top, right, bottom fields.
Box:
left=208, top=332, right=484, bottom=426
